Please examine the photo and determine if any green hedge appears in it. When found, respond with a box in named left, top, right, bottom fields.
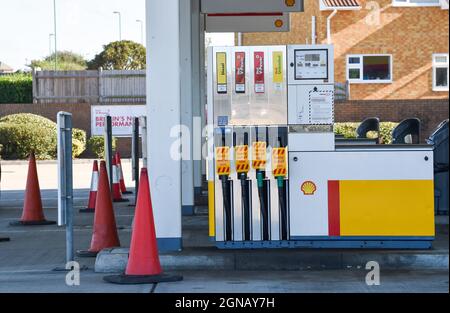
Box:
left=0, top=73, right=33, bottom=104
left=0, top=113, right=86, bottom=160
left=335, top=122, right=399, bottom=144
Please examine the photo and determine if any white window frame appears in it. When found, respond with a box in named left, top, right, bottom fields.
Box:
left=392, top=0, right=441, bottom=7
left=432, top=53, right=449, bottom=92
left=346, top=54, right=393, bottom=84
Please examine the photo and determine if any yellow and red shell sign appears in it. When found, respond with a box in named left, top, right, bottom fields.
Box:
left=301, top=181, right=317, bottom=196
left=272, top=148, right=287, bottom=177
left=285, top=0, right=296, bottom=7
left=235, top=145, right=250, bottom=174
left=215, top=146, right=230, bottom=175
left=252, top=142, right=267, bottom=170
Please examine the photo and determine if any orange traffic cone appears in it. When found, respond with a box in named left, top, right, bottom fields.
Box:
left=103, top=168, right=183, bottom=284
left=77, top=161, right=120, bottom=257
left=112, top=157, right=129, bottom=203
left=80, top=160, right=99, bottom=213
left=10, top=152, right=56, bottom=226
left=116, top=152, right=132, bottom=195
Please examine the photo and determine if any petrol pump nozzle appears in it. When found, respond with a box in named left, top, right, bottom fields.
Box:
left=277, top=176, right=284, bottom=188
left=257, top=171, right=265, bottom=188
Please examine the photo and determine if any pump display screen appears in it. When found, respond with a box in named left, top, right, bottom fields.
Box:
left=294, top=49, right=328, bottom=80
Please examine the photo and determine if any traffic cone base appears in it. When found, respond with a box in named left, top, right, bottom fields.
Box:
left=10, top=220, right=56, bottom=227
left=76, top=250, right=99, bottom=258
left=79, top=208, right=95, bottom=213
left=113, top=198, right=129, bottom=203
left=0, top=237, right=10, bottom=242
left=103, top=273, right=183, bottom=285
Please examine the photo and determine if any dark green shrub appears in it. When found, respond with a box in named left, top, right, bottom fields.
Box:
left=87, top=136, right=117, bottom=158
left=0, top=73, right=33, bottom=104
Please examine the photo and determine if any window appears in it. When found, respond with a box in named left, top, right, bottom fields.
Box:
left=392, top=0, right=440, bottom=7
left=433, top=54, right=449, bottom=91
left=347, top=54, right=393, bottom=83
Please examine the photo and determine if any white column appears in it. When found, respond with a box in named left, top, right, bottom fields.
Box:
left=191, top=0, right=203, bottom=196
left=180, top=0, right=195, bottom=215
left=199, top=10, right=207, bottom=179
left=146, top=0, right=182, bottom=251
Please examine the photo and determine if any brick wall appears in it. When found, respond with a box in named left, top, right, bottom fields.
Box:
left=242, top=0, right=449, bottom=101
left=0, top=102, right=91, bottom=135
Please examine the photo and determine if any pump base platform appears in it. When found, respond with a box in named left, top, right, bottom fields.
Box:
left=215, top=238, right=434, bottom=250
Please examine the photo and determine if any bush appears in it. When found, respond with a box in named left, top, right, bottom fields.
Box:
left=0, top=73, right=33, bottom=104
left=0, top=113, right=87, bottom=160
left=87, top=136, right=118, bottom=158
left=334, top=122, right=399, bottom=144
left=0, top=113, right=57, bottom=132
left=0, top=122, right=56, bottom=160
left=72, top=128, right=87, bottom=147
left=72, top=139, right=85, bottom=158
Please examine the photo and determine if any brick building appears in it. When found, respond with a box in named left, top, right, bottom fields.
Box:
left=241, top=0, right=449, bottom=101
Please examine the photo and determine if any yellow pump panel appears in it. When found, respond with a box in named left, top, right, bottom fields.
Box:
left=339, top=180, right=435, bottom=237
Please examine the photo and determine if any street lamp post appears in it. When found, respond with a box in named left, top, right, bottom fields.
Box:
left=53, top=0, right=57, bottom=71
left=113, top=11, right=122, bottom=41
left=49, top=34, right=54, bottom=56
left=136, top=19, right=144, bottom=45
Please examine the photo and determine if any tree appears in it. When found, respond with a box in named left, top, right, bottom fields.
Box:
left=30, top=51, right=87, bottom=70
left=87, top=41, right=146, bottom=70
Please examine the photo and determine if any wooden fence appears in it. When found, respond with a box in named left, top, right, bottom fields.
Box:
left=32, top=69, right=146, bottom=104
left=32, top=69, right=349, bottom=104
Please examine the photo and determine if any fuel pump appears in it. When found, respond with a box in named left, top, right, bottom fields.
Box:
left=208, top=45, right=435, bottom=251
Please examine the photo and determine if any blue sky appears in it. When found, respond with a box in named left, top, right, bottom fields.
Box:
left=0, top=0, right=234, bottom=70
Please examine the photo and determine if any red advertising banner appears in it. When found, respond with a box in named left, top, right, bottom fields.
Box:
left=235, top=52, right=246, bottom=93
left=254, top=51, right=265, bottom=93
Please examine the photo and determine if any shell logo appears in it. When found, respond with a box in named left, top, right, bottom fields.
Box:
left=274, top=19, right=284, bottom=28
left=301, top=181, right=317, bottom=196
left=285, top=0, right=296, bottom=7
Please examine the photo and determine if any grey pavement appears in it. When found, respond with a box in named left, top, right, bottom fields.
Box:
left=153, top=269, right=449, bottom=293
left=0, top=160, right=448, bottom=293
left=0, top=159, right=138, bottom=191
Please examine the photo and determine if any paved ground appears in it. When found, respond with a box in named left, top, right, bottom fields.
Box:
left=0, top=159, right=137, bottom=191
left=0, top=160, right=448, bottom=293
left=0, top=268, right=447, bottom=293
